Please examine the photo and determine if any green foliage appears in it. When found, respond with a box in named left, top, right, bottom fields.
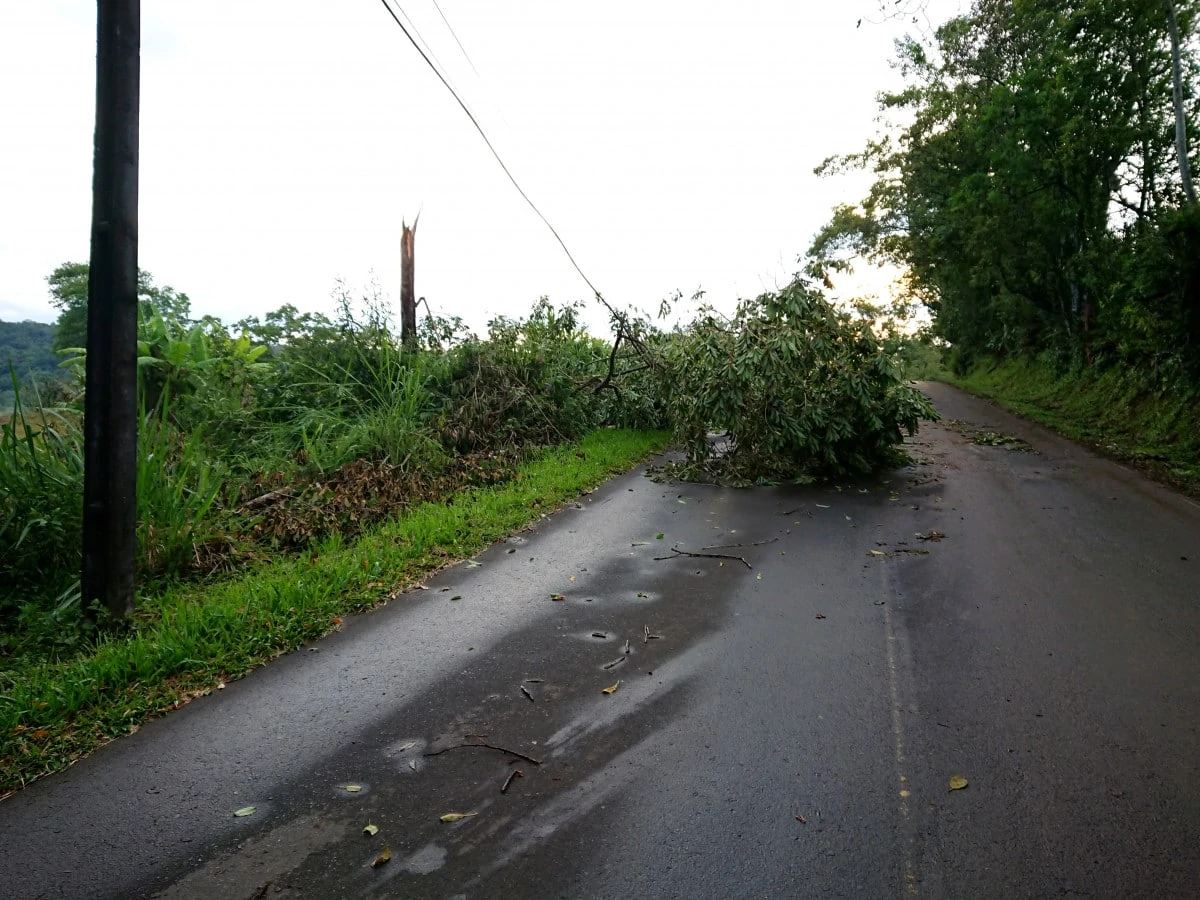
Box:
left=811, top=0, right=1200, bottom=374
left=47, top=261, right=192, bottom=353
left=0, top=320, right=59, bottom=410
left=1, top=265, right=670, bottom=651
left=951, top=355, right=1200, bottom=488
left=0, top=427, right=672, bottom=792
left=658, top=278, right=937, bottom=484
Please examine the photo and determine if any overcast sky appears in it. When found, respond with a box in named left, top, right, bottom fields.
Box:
left=0, top=1, right=958, bottom=335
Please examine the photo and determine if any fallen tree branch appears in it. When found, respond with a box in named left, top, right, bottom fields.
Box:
left=702, top=537, right=779, bottom=550
left=424, top=741, right=542, bottom=766
left=653, top=547, right=752, bottom=569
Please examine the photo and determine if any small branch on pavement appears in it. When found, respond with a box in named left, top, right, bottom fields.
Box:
left=425, top=742, right=542, bottom=766
left=702, top=537, right=779, bottom=550
left=501, top=769, right=524, bottom=793
left=654, top=547, right=752, bottom=569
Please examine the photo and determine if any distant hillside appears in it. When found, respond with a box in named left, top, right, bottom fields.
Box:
left=0, top=319, right=60, bottom=410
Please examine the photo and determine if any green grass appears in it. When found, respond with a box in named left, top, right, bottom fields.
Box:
left=946, top=357, right=1200, bottom=491
left=0, top=427, right=671, bottom=795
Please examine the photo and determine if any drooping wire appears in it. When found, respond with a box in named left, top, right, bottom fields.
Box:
left=377, top=0, right=605, bottom=304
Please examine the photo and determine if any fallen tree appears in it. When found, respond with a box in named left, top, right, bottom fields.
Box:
left=657, top=277, right=937, bottom=484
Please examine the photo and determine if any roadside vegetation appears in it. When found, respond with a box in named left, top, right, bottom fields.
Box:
left=949, top=356, right=1200, bottom=491
left=0, top=258, right=937, bottom=792
left=810, top=0, right=1200, bottom=479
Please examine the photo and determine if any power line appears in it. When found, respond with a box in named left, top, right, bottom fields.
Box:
left=429, top=0, right=481, bottom=78
left=377, top=0, right=606, bottom=305
left=390, top=1, right=462, bottom=101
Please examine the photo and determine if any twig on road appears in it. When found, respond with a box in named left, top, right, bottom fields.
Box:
left=702, top=537, right=778, bottom=550
left=501, top=769, right=524, bottom=793
left=425, top=742, right=542, bottom=766
left=654, top=547, right=752, bottom=569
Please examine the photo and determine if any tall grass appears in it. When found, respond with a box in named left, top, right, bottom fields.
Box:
left=1, top=294, right=665, bottom=652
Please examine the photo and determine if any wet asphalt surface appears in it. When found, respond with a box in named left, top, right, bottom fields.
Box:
left=1, top=382, right=1199, bottom=899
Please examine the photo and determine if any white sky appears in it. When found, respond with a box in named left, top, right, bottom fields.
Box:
left=0, top=1, right=959, bottom=336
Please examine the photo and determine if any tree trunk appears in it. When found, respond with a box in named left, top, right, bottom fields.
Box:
left=1165, top=0, right=1196, bottom=204
left=400, top=216, right=418, bottom=346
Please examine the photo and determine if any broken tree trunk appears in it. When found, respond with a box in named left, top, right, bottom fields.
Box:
left=400, top=216, right=418, bottom=346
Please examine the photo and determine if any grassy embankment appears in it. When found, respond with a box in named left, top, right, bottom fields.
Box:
left=0, top=427, right=670, bottom=796
left=946, top=357, right=1200, bottom=492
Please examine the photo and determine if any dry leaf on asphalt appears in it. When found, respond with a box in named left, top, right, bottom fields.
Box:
left=949, top=775, right=969, bottom=791
left=440, top=812, right=478, bottom=823
left=344, top=784, right=362, bottom=793
left=233, top=806, right=257, bottom=818
left=372, top=847, right=391, bottom=867
left=550, top=593, right=566, bottom=601
left=602, top=681, right=621, bottom=695
left=363, top=824, right=379, bottom=836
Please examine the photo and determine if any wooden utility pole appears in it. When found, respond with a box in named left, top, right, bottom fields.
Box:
left=400, top=215, right=418, bottom=345
left=82, top=1, right=140, bottom=620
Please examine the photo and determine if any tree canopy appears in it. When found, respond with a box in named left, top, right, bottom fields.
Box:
left=811, top=0, right=1200, bottom=375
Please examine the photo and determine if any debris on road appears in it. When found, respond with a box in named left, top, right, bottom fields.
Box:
left=425, top=741, right=543, bottom=765
left=363, top=823, right=379, bottom=836
left=949, top=775, right=969, bottom=791
left=602, top=681, right=621, bottom=695
left=501, top=770, right=524, bottom=794
left=653, top=546, right=753, bottom=569
left=520, top=685, right=535, bottom=702
left=440, top=812, right=478, bottom=823
left=371, top=847, right=392, bottom=867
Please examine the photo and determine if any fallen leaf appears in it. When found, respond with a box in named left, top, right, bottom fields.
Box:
left=949, top=775, right=969, bottom=791
left=397, top=741, right=416, bottom=752
left=233, top=806, right=257, bottom=818
left=440, top=812, right=478, bottom=823
left=815, top=614, right=826, bottom=619
left=869, top=550, right=885, bottom=557
left=569, top=575, right=576, bottom=582
left=550, top=593, right=565, bottom=601
left=465, top=560, right=483, bottom=568
left=507, top=548, right=517, bottom=554
left=656, top=533, right=665, bottom=540
left=372, top=847, right=392, bottom=867
left=602, top=681, right=621, bottom=695
left=450, top=595, right=463, bottom=601
left=363, top=824, right=379, bottom=836
left=795, top=815, right=808, bottom=823
left=344, top=784, right=362, bottom=793
left=592, top=631, right=607, bottom=638
left=816, top=503, right=830, bottom=509
left=637, top=591, right=648, bottom=598
left=756, top=573, right=763, bottom=580
left=408, top=759, right=417, bottom=771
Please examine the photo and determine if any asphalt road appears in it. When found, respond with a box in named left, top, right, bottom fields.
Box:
left=1, top=382, right=1199, bottom=899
